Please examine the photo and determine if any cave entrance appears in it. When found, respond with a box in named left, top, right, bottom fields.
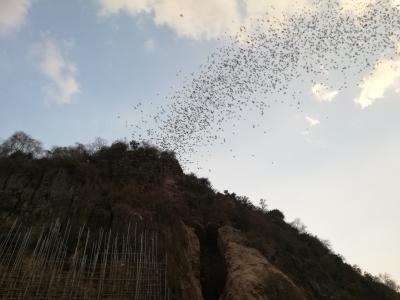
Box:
left=199, top=224, right=227, bottom=300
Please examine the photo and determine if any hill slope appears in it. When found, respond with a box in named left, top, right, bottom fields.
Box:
left=0, top=139, right=399, bottom=300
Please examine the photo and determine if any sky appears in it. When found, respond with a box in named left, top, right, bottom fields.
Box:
left=0, top=0, right=399, bottom=283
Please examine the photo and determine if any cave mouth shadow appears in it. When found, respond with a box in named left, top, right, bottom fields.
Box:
left=198, top=224, right=227, bottom=300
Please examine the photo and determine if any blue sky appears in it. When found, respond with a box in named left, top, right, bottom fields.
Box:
left=0, top=0, right=217, bottom=146
left=1, top=0, right=400, bottom=282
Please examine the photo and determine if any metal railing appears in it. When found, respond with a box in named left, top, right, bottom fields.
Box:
left=0, top=220, right=169, bottom=300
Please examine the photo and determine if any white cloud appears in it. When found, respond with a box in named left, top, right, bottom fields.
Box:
left=34, top=38, right=80, bottom=104
left=144, top=38, right=155, bottom=52
left=311, top=84, right=338, bottom=102
left=100, top=0, right=242, bottom=40
left=0, top=0, right=30, bottom=35
left=301, top=116, right=320, bottom=138
left=339, top=0, right=373, bottom=14
left=99, top=0, right=310, bottom=40
left=246, top=0, right=310, bottom=16
left=305, top=116, right=320, bottom=127
left=355, top=58, right=400, bottom=109
left=340, top=0, right=400, bottom=14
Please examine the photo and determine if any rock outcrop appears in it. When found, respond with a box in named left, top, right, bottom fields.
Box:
left=218, top=226, right=306, bottom=300
left=179, top=224, right=204, bottom=300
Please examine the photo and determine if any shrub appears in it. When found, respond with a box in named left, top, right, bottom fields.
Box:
left=268, top=209, right=285, bottom=220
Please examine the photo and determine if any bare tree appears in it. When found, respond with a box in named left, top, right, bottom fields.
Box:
left=0, top=131, right=43, bottom=157
left=291, top=218, right=307, bottom=234
left=259, top=198, right=268, bottom=212
left=86, top=137, right=108, bottom=154
left=378, top=273, right=400, bottom=292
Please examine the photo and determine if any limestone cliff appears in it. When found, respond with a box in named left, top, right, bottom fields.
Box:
left=218, top=226, right=306, bottom=300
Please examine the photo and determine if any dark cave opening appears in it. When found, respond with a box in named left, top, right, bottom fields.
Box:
left=199, top=224, right=227, bottom=300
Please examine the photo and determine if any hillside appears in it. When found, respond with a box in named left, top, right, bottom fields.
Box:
left=0, top=133, right=399, bottom=300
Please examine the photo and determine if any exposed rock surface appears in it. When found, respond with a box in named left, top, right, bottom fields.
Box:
left=180, top=224, right=204, bottom=300
left=218, top=226, right=306, bottom=300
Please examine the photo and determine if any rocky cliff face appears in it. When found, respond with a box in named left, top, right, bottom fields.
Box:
left=0, top=146, right=399, bottom=300
left=218, top=226, right=306, bottom=300
left=179, top=224, right=204, bottom=300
